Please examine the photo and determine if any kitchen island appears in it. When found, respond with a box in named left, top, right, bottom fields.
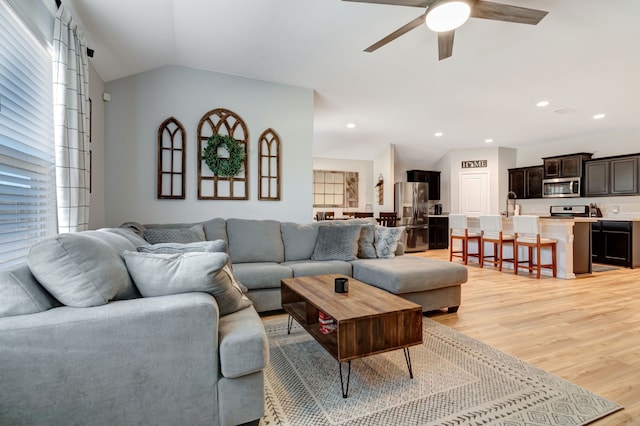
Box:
left=463, top=216, right=596, bottom=279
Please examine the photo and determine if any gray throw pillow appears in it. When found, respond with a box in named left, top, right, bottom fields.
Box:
left=311, top=225, right=361, bottom=261
left=28, top=233, right=134, bottom=307
left=142, top=224, right=205, bottom=244
left=136, top=240, right=248, bottom=294
left=136, top=240, right=227, bottom=254
left=0, top=265, right=60, bottom=318
left=357, top=224, right=377, bottom=259
left=374, top=226, right=406, bottom=259
left=122, top=251, right=252, bottom=316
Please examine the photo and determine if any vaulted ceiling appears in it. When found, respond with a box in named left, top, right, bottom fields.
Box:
left=64, top=0, right=640, bottom=163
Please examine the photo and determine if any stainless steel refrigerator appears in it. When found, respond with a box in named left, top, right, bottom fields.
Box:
left=394, top=182, right=429, bottom=252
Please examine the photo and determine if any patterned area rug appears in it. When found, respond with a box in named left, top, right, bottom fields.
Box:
left=260, top=317, right=621, bottom=426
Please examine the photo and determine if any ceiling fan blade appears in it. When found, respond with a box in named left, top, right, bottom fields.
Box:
left=364, top=13, right=427, bottom=52
left=437, top=30, right=454, bottom=60
left=343, top=0, right=434, bottom=8
left=471, top=1, right=548, bottom=25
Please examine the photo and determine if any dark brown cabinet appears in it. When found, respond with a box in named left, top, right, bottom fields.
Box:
left=584, top=154, right=640, bottom=197
left=592, top=220, right=640, bottom=268
left=508, top=166, right=543, bottom=199
left=407, top=170, right=441, bottom=200
left=543, top=153, right=592, bottom=179
left=428, top=216, right=448, bottom=249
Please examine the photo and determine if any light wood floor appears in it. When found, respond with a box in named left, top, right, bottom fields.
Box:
left=412, top=249, right=640, bottom=425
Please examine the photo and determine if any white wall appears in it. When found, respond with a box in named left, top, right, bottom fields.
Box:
left=88, top=63, right=106, bottom=229
left=104, top=65, right=314, bottom=226
left=312, top=158, right=374, bottom=218
left=373, top=145, right=395, bottom=214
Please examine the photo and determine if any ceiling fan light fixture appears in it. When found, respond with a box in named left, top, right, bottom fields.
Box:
left=425, top=0, right=472, bottom=33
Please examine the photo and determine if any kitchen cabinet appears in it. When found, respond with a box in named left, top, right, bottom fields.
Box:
left=406, top=170, right=441, bottom=200
left=428, top=216, right=449, bottom=249
left=508, top=166, right=543, bottom=199
left=543, top=153, right=592, bottom=179
left=592, top=220, right=640, bottom=268
left=584, top=154, right=639, bottom=197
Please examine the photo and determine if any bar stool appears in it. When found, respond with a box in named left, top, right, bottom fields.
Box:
left=479, top=215, right=515, bottom=271
left=449, top=214, right=481, bottom=265
left=513, top=215, right=557, bottom=278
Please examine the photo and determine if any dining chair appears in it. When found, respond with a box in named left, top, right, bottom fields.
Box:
left=449, top=214, right=481, bottom=265
left=513, top=215, right=557, bottom=278
left=377, top=212, right=398, bottom=227
left=479, top=215, right=514, bottom=271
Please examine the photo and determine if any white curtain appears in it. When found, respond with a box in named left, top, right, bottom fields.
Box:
left=52, top=5, right=90, bottom=233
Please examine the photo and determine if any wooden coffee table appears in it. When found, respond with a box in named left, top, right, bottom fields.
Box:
left=280, top=274, right=423, bottom=397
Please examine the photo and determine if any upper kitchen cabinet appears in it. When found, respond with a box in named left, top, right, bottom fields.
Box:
left=406, top=170, right=441, bottom=200
left=585, top=154, right=640, bottom=197
left=508, top=166, right=543, bottom=199
left=543, top=153, right=593, bottom=179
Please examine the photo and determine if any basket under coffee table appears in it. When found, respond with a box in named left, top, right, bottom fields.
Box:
left=280, top=274, right=423, bottom=398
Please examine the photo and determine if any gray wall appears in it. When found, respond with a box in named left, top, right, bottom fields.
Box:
left=104, top=65, right=314, bottom=226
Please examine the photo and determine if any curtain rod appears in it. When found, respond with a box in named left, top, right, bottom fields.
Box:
left=55, top=0, right=94, bottom=58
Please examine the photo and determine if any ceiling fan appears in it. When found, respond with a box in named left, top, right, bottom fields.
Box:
left=343, top=0, right=548, bottom=60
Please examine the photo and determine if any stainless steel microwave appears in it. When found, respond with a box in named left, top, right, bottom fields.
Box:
left=542, top=177, right=581, bottom=198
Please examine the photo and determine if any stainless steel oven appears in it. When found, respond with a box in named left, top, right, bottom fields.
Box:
left=542, top=177, right=581, bottom=198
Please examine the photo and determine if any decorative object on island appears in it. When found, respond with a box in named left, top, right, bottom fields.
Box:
left=375, top=174, right=384, bottom=205
left=156, top=116, right=186, bottom=199
left=197, top=108, right=248, bottom=200
left=258, top=128, right=281, bottom=201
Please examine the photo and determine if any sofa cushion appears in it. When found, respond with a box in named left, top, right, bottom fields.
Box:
left=0, top=265, right=61, bottom=318
left=28, top=233, right=137, bottom=307
left=281, top=222, right=320, bottom=261
left=351, top=256, right=468, bottom=294
left=122, top=251, right=251, bottom=316
left=231, top=262, right=293, bottom=290
left=311, top=225, right=361, bottom=261
left=218, top=305, right=269, bottom=378
left=226, top=219, right=284, bottom=263
left=282, top=260, right=353, bottom=278
left=201, top=218, right=228, bottom=242
left=374, top=226, right=406, bottom=259
left=142, top=224, right=205, bottom=244
left=357, top=224, right=377, bottom=259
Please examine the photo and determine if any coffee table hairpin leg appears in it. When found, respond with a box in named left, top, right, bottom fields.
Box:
left=339, top=348, right=413, bottom=398
left=287, top=315, right=294, bottom=335
left=339, top=361, right=351, bottom=398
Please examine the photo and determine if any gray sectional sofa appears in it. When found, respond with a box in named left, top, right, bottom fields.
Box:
left=0, top=217, right=467, bottom=426
left=142, top=218, right=468, bottom=314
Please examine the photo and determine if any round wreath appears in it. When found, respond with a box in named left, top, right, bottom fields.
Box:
left=203, top=134, right=246, bottom=177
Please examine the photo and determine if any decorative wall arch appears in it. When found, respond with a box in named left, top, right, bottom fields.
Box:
left=197, top=108, right=249, bottom=200
left=157, top=116, right=186, bottom=199
left=258, top=128, right=281, bottom=201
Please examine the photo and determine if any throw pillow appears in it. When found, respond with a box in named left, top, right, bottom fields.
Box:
left=311, top=225, right=361, bottom=261
left=28, top=233, right=134, bottom=307
left=142, top=224, right=205, bottom=244
left=136, top=240, right=248, bottom=294
left=357, top=224, right=377, bottom=259
left=374, top=226, right=406, bottom=259
left=121, top=251, right=252, bottom=316
left=0, top=266, right=60, bottom=318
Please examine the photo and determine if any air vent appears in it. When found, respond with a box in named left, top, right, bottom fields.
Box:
left=553, top=107, right=576, bottom=115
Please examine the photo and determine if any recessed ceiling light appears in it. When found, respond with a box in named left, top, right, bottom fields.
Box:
left=346, top=123, right=355, bottom=129
left=485, top=138, right=493, bottom=143
left=593, top=113, right=606, bottom=120
left=536, top=101, right=550, bottom=107
left=434, top=132, right=443, bottom=137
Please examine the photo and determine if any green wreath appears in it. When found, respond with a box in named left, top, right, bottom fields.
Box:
left=203, top=134, right=246, bottom=177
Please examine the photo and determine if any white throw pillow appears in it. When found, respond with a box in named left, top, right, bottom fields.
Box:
left=374, top=226, right=406, bottom=259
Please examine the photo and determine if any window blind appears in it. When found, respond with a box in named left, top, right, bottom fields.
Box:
left=0, top=0, right=57, bottom=268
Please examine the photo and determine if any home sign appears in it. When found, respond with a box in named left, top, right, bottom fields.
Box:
left=461, top=160, right=487, bottom=168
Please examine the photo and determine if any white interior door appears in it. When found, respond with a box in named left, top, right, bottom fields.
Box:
left=459, top=171, right=490, bottom=216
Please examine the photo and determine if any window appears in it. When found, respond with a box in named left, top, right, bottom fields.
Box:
left=313, top=170, right=358, bottom=208
left=0, top=1, right=57, bottom=268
